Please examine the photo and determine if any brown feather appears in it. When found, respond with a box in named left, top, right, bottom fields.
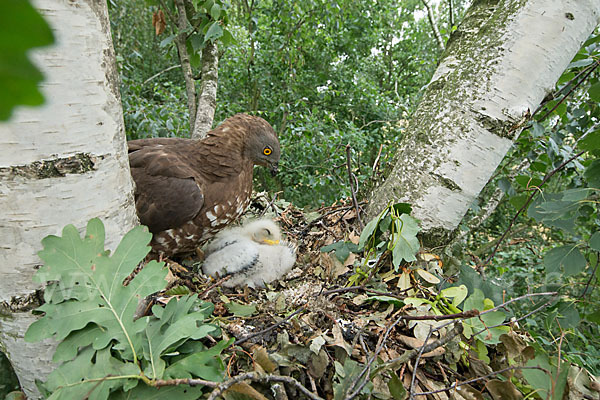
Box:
left=128, top=114, right=280, bottom=257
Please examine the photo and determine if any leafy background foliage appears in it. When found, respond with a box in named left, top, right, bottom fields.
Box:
left=109, top=0, right=461, bottom=206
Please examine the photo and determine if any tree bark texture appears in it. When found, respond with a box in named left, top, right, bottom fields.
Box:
left=192, top=40, right=219, bottom=139
left=0, top=0, right=138, bottom=397
left=174, top=0, right=198, bottom=133
left=368, top=0, right=600, bottom=245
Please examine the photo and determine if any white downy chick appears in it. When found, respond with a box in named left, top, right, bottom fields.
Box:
left=202, top=219, right=297, bottom=288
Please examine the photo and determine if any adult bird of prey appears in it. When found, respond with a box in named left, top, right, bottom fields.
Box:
left=202, top=219, right=297, bottom=288
left=128, top=114, right=280, bottom=258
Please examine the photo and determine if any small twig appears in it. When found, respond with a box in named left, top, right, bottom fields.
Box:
left=536, top=59, right=600, bottom=121
left=470, top=296, right=556, bottom=339
left=385, top=323, right=463, bottom=370
left=346, top=144, right=364, bottom=229
left=206, top=372, right=324, bottom=400
left=412, top=365, right=549, bottom=397
left=478, top=291, right=557, bottom=316
left=409, top=326, right=434, bottom=399
left=358, top=119, right=402, bottom=130
left=371, top=144, right=384, bottom=178
left=483, top=151, right=585, bottom=266
left=403, top=309, right=479, bottom=321
left=154, top=377, right=217, bottom=388
left=199, top=276, right=232, bottom=299
left=234, top=306, right=307, bottom=346
left=421, top=0, right=445, bottom=50
left=142, top=64, right=181, bottom=86
left=579, top=252, right=599, bottom=298
left=260, top=191, right=282, bottom=217
left=322, top=284, right=414, bottom=299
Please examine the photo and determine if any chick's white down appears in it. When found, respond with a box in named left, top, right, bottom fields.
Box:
left=202, top=219, right=296, bottom=288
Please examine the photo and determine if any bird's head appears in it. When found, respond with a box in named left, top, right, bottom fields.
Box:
left=241, top=116, right=281, bottom=176
left=242, top=219, right=282, bottom=245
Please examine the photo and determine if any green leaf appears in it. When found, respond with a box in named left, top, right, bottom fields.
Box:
left=590, top=231, right=600, bottom=252
left=143, top=296, right=218, bottom=379
left=204, top=22, right=223, bottom=42
left=365, top=295, right=404, bottom=307
left=26, top=220, right=168, bottom=361
left=320, top=241, right=357, bottom=262
left=543, top=245, right=586, bottom=276
left=584, top=159, right=600, bottom=187
left=165, top=339, right=232, bottom=381
left=358, top=214, right=381, bottom=250
left=440, top=285, right=468, bottom=307
left=589, top=83, right=600, bottom=102
left=0, top=0, right=55, bottom=120
left=220, top=29, right=236, bottom=45
left=111, top=384, right=205, bottom=399
left=568, top=59, right=593, bottom=68
left=387, top=372, right=407, bottom=400
left=578, top=130, right=600, bottom=152
left=462, top=289, right=507, bottom=344
left=44, top=347, right=140, bottom=399
left=210, top=3, right=221, bottom=19
left=159, top=34, right=176, bottom=48
left=586, top=309, right=600, bottom=324
left=390, top=214, right=420, bottom=267
left=553, top=300, right=580, bottom=329
left=392, top=203, right=412, bottom=215
left=509, top=194, right=528, bottom=211
left=523, top=353, right=552, bottom=398
left=225, top=301, right=257, bottom=317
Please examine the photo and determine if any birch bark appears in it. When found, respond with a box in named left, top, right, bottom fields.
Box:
left=0, top=0, right=138, bottom=397
left=368, top=0, right=600, bottom=245
left=192, top=41, right=219, bottom=139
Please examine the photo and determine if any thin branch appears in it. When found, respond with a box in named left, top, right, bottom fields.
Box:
left=408, top=326, right=434, bottom=399
left=346, top=144, right=364, bottom=229
left=470, top=295, right=557, bottom=338
left=372, top=143, right=384, bottom=178
left=206, top=372, right=324, bottom=400
left=142, top=64, right=181, bottom=86
left=234, top=306, right=307, bottom=346
left=579, top=252, right=599, bottom=298
left=535, top=59, right=600, bottom=121
left=154, top=377, right=217, bottom=388
left=385, top=323, right=463, bottom=370
left=421, top=0, right=444, bottom=51
left=412, top=365, right=549, bottom=397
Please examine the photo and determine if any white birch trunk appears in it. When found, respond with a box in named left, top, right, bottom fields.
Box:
left=368, top=0, right=600, bottom=245
left=0, top=0, right=138, bottom=397
left=192, top=41, right=219, bottom=139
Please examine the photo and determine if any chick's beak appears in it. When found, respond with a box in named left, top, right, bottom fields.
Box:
left=263, top=239, right=280, bottom=245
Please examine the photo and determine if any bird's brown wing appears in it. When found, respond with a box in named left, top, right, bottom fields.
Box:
left=130, top=146, right=204, bottom=233
left=128, top=137, right=191, bottom=153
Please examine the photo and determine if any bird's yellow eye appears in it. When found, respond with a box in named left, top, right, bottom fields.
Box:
left=263, top=147, right=272, bottom=156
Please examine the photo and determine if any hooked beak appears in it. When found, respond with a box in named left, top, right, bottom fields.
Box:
left=263, top=239, right=280, bottom=245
